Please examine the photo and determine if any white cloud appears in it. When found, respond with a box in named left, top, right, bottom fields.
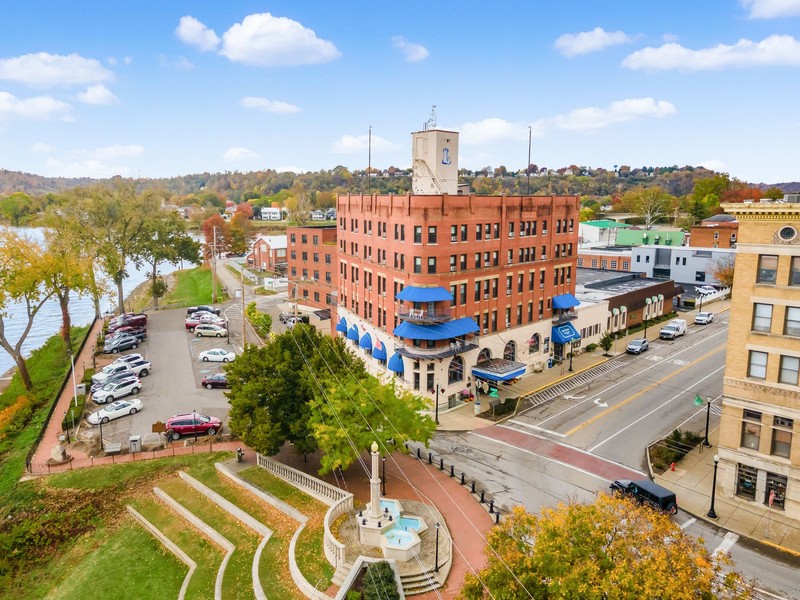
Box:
left=550, top=97, right=676, bottom=131
left=220, top=13, right=341, bottom=67
left=554, top=27, right=632, bottom=57
left=176, top=16, right=221, bottom=52
left=459, top=117, right=530, bottom=144
left=241, top=96, right=301, bottom=114
left=0, top=92, right=72, bottom=121
left=391, top=36, right=429, bottom=62
left=223, top=146, right=261, bottom=161
left=622, top=34, right=800, bottom=71
left=699, top=159, right=727, bottom=172
left=89, top=145, right=144, bottom=160
left=0, top=52, right=113, bottom=87
left=77, top=84, right=119, bottom=105
left=331, top=134, right=396, bottom=154
left=742, top=0, right=800, bottom=18
left=30, top=142, right=55, bottom=153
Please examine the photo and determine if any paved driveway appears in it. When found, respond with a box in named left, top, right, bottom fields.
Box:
left=86, top=307, right=235, bottom=447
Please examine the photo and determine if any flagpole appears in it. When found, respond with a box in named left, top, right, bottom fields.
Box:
left=703, top=396, right=712, bottom=447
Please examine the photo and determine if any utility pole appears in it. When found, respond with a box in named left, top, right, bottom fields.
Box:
left=240, top=265, right=246, bottom=346
left=212, top=226, right=218, bottom=303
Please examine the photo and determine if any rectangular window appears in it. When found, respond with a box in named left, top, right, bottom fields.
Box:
left=779, top=355, right=800, bottom=385
left=475, top=224, right=482, bottom=241
left=785, top=306, right=800, bottom=335
left=757, top=254, right=778, bottom=284
left=450, top=224, right=457, bottom=242
left=485, top=223, right=492, bottom=239
left=414, top=226, right=422, bottom=244
left=790, top=257, right=800, bottom=286
left=475, top=253, right=481, bottom=269
left=413, top=257, right=422, bottom=274
left=474, top=282, right=481, bottom=302
left=622, top=260, right=630, bottom=269
left=771, top=425, right=792, bottom=458
left=427, top=257, right=437, bottom=274
left=461, top=224, right=468, bottom=241
left=752, top=303, right=773, bottom=332
left=493, top=223, right=500, bottom=239
left=748, top=350, right=768, bottom=379
left=428, top=226, right=437, bottom=244
left=741, top=421, right=761, bottom=450
left=509, top=222, right=515, bottom=237
left=460, top=283, right=467, bottom=305
left=736, top=463, right=758, bottom=501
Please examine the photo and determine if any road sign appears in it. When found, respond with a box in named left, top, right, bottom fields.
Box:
left=694, top=394, right=704, bottom=406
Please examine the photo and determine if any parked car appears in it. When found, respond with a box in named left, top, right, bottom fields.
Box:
left=185, top=313, right=226, bottom=331
left=165, top=413, right=222, bottom=440
left=105, top=325, right=147, bottom=341
left=695, top=285, right=718, bottom=296
left=92, top=362, right=134, bottom=384
left=126, top=359, right=152, bottom=377
left=194, top=324, right=228, bottom=338
left=286, top=315, right=310, bottom=327
left=201, top=373, right=229, bottom=389
left=279, top=311, right=304, bottom=323
left=187, top=305, right=221, bottom=316
left=659, top=318, right=687, bottom=340
left=111, top=353, right=144, bottom=366
left=610, top=478, right=678, bottom=515
left=87, top=398, right=143, bottom=424
left=92, top=378, right=141, bottom=404
left=198, top=348, right=236, bottom=362
left=103, top=333, right=140, bottom=354
left=694, top=311, right=714, bottom=325
left=107, top=313, right=148, bottom=332
left=91, top=372, right=140, bottom=394
left=626, top=338, right=649, bottom=354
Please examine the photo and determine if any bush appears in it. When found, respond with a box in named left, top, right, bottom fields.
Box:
left=585, top=343, right=598, bottom=352
left=491, top=397, right=517, bottom=417
left=650, top=428, right=704, bottom=472
left=362, top=561, right=399, bottom=600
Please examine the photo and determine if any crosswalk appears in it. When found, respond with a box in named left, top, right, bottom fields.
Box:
left=518, top=360, right=627, bottom=412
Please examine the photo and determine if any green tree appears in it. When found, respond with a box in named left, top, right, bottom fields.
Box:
left=621, top=186, right=674, bottom=229
left=244, top=302, right=272, bottom=339
left=599, top=331, right=613, bottom=356
left=460, top=496, right=753, bottom=600
left=0, top=192, right=33, bottom=226
left=763, top=186, right=784, bottom=201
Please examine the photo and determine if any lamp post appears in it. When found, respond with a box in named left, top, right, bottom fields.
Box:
left=643, top=306, right=649, bottom=339
left=707, top=454, right=720, bottom=519
left=381, top=456, right=386, bottom=495
left=703, top=398, right=712, bottom=447
left=98, top=417, right=104, bottom=452
left=434, top=522, right=440, bottom=573
left=568, top=341, right=574, bottom=372
left=67, top=347, right=79, bottom=408
left=698, top=292, right=704, bottom=313
left=193, top=408, right=198, bottom=443
left=434, top=384, right=444, bottom=425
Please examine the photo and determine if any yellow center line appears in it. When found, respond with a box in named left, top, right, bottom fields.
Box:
left=564, top=345, right=725, bottom=437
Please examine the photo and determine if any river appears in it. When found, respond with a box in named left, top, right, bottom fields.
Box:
left=0, top=227, right=201, bottom=376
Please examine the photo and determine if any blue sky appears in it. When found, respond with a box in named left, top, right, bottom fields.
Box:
left=0, top=1, right=799, bottom=184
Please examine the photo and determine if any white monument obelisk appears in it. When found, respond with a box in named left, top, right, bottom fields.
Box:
left=370, top=441, right=381, bottom=518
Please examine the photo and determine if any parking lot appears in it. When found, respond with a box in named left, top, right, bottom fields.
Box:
left=84, top=307, right=238, bottom=448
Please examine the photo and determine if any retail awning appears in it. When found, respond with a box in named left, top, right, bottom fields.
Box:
left=552, top=293, right=580, bottom=310
left=373, top=342, right=387, bottom=361
left=552, top=322, right=581, bottom=344
left=335, top=317, right=347, bottom=333
left=388, top=352, right=404, bottom=373
left=394, top=317, right=479, bottom=341
left=396, top=286, right=453, bottom=303
left=347, top=325, right=359, bottom=341
left=359, top=332, right=372, bottom=350
left=612, top=308, right=620, bottom=315
left=472, top=358, right=527, bottom=382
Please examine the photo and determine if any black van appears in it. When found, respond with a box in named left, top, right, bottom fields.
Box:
left=610, top=479, right=678, bottom=514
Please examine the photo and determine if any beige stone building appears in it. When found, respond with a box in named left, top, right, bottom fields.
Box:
left=718, top=201, right=800, bottom=520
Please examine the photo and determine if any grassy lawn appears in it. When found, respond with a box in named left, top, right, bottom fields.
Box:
left=237, top=466, right=334, bottom=589
left=162, top=265, right=223, bottom=307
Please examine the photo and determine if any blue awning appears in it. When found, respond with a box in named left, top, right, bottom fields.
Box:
left=552, top=322, right=581, bottom=344
left=359, top=332, right=372, bottom=350
left=394, top=317, right=479, bottom=341
left=373, top=342, right=387, bottom=361
left=552, top=293, right=580, bottom=310
left=396, top=286, right=453, bottom=303
left=388, top=352, right=404, bottom=373
left=335, top=317, right=347, bottom=333
left=347, top=325, right=359, bottom=341
left=472, top=366, right=527, bottom=382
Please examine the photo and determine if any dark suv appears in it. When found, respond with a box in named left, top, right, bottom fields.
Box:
left=187, top=305, right=221, bottom=316
left=165, top=413, right=222, bottom=440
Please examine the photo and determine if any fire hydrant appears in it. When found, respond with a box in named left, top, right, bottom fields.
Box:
left=670, top=462, right=676, bottom=472
left=236, top=448, right=244, bottom=463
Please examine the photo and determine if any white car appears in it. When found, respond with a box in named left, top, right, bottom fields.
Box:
left=92, top=362, right=134, bottom=385
left=92, top=378, right=141, bottom=404
left=87, top=398, right=143, bottom=424
left=198, top=348, right=236, bottom=362
left=696, top=285, right=718, bottom=296
left=112, top=353, right=144, bottom=366
left=695, top=311, right=714, bottom=325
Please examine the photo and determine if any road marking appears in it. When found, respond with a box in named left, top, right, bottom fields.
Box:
left=564, top=394, right=585, bottom=399
left=565, top=345, right=725, bottom=438
left=507, top=419, right=566, bottom=438
left=587, top=365, right=726, bottom=452
left=680, top=517, right=696, bottom=530
left=714, top=531, right=739, bottom=555
left=592, top=397, right=608, bottom=408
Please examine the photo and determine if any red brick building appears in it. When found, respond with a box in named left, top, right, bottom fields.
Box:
left=287, top=226, right=338, bottom=310
left=689, top=214, right=738, bottom=248
left=246, top=234, right=287, bottom=272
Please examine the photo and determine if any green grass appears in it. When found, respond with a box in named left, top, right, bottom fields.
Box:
left=162, top=265, right=221, bottom=306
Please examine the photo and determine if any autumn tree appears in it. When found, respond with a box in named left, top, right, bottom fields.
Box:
left=234, top=201, right=254, bottom=219
left=0, top=192, right=34, bottom=226
left=710, top=254, right=736, bottom=288
left=0, top=231, right=56, bottom=390
left=201, top=214, right=230, bottom=259
left=460, top=496, right=753, bottom=600
left=228, top=212, right=252, bottom=256
left=620, top=186, right=674, bottom=229
left=763, top=186, right=785, bottom=200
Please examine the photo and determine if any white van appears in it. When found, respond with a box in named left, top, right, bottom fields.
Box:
left=659, top=318, right=687, bottom=340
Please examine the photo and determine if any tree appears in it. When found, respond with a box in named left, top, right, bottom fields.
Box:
left=0, top=230, right=56, bottom=390
left=228, top=212, right=252, bottom=256
left=226, top=326, right=434, bottom=470
left=621, top=186, right=673, bottom=229
left=0, top=192, right=33, bottom=226
left=710, top=254, right=736, bottom=288
left=460, top=496, right=753, bottom=600
left=244, top=302, right=272, bottom=338
left=235, top=201, right=254, bottom=219
left=599, top=331, right=613, bottom=356
left=763, top=186, right=784, bottom=201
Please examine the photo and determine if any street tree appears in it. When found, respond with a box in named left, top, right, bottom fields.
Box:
left=309, top=376, right=435, bottom=474
left=460, top=496, right=753, bottom=600
left=710, top=254, right=736, bottom=288
left=0, top=230, right=56, bottom=390
left=599, top=331, right=613, bottom=356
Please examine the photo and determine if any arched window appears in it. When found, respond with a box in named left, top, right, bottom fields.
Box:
left=503, top=341, right=516, bottom=362
left=528, top=333, right=540, bottom=353
left=448, top=356, right=464, bottom=384
left=477, top=348, right=492, bottom=364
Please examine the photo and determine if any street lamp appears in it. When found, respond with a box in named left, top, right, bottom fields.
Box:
left=381, top=456, right=386, bottom=495
left=67, top=347, right=79, bottom=408
left=698, top=292, right=704, bottom=313
left=707, top=454, right=720, bottom=519
left=434, top=522, right=440, bottom=573
left=434, top=384, right=444, bottom=425
left=568, top=342, right=574, bottom=372
left=98, top=417, right=104, bottom=452
left=703, top=398, right=712, bottom=447
left=193, top=408, right=198, bottom=443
